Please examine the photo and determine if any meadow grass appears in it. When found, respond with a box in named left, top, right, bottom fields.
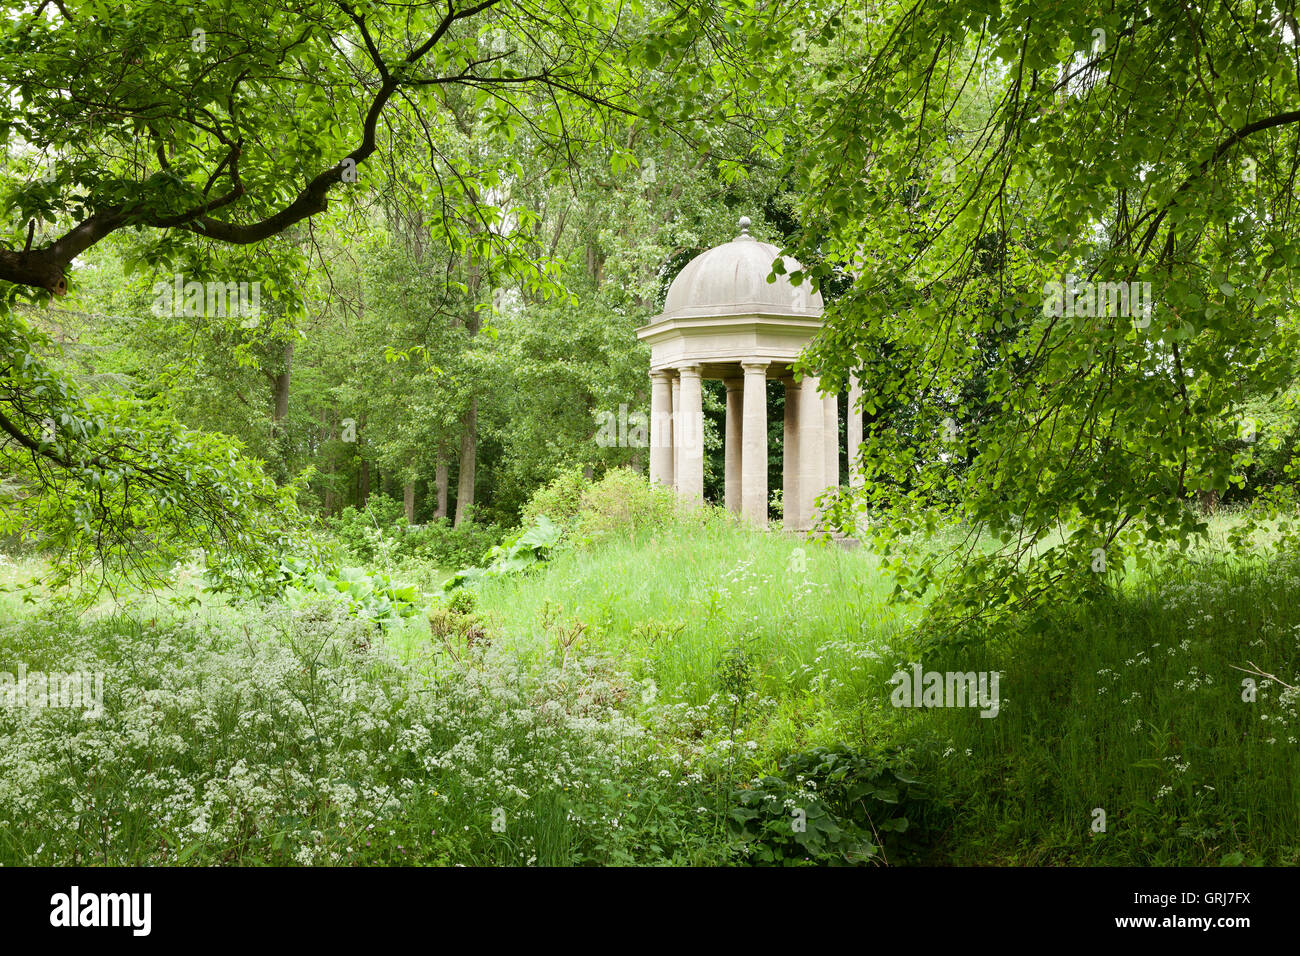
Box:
left=463, top=509, right=1300, bottom=864
left=2, top=505, right=1297, bottom=865
left=473, top=513, right=915, bottom=705
left=909, top=554, right=1300, bottom=864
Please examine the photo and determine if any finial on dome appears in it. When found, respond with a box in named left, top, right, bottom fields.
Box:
left=737, top=216, right=751, bottom=238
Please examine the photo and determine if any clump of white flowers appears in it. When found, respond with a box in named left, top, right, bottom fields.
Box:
left=0, top=596, right=671, bottom=865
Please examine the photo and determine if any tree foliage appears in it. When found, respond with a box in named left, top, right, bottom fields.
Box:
left=781, top=1, right=1300, bottom=629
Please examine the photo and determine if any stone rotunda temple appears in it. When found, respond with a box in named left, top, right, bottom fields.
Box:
left=636, top=217, right=863, bottom=532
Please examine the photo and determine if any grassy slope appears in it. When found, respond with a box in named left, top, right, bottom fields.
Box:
left=466, top=514, right=1300, bottom=864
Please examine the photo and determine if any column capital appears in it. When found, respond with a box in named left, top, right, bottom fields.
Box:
left=676, top=363, right=703, bottom=377
left=650, top=368, right=675, bottom=382
left=740, top=360, right=770, bottom=374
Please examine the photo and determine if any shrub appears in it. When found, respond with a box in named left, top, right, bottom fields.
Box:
left=443, top=516, right=564, bottom=591
left=401, top=519, right=504, bottom=568
left=573, top=468, right=675, bottom=541
left=521, top=465, right=590, bottom=527
left=522, top=467, right=674, bottom=546
left=279, top=559, right=422, bottom=630
left=427, top=588, right=491, bottom=659
left=325, top=499, right=394, bottom=562
left=728, top=746, right=939, bottom=866
left=326, top=495, right=503, bottom=568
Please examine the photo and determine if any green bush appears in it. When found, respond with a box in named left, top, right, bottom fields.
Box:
left=427, top=588, right=491, bottom=660
left=728, top=746, right=939, bottom=866
left=278, top=557, right=422, bottom=630
left=444, top=470, right=672, bottom=591
left=521, top=465, right=590, bottom=527
left=326, top=495, right=503, bottom=568
left=444, top=515, right=564, bottom=591
left=573, top=467, right=676, bottom=541
left=402, top=519, right=504, bottom=568
left=523, top=467, right=675, bottom=545
left=325, top=499, right=393, bottom=562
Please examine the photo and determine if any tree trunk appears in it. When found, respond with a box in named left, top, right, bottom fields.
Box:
left=403, top=481, right=415, bottom=522
left=359, top=459, right=370, bottom=508
left=435, top=456, right=449, bottom=520
left=271, top=340, right=293, bottom=429
left=454, top=398, right=477, bottom=527
left=452, top=230, right=483, bottom=529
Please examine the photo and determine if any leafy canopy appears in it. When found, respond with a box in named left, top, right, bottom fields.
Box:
left=782, top=1, right=1300, bottom=629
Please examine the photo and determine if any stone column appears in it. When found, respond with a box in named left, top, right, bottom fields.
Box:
left=676, top=365, right=705, bottom=503
left=823, top=391, right=839, bottom=489
left=724, top=377, right=743, bottom=513
left=649, top=370, right=674, bottom=488
left=741, top=362, right=769, bottom=526
left=671, top=373, right=681, bottom=489
left=797, top=374, right=825, bottom=530
left=783, top=377, right=800, bottom=531
left=847, top=372, right=864, bottom=488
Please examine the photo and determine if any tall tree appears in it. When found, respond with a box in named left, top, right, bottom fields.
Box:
left=780, top=0, right=1300, bottom=627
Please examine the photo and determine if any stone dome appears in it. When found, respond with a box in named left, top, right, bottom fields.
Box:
left=659, top=218, right=824, bottom=320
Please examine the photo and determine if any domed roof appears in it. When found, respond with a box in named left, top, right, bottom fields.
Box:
left=659, top=218, right=823, bottom=320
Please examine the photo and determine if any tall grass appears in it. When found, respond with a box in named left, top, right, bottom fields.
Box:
left=476, top=512, right=915, bottom=707
left=909, top=555, right=1300, bottom=864
left=468, top=508, right=1300, bottom=864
